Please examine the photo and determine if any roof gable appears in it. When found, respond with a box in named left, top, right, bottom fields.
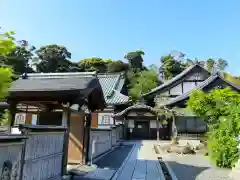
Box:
left=164, top=73, right=240, bottom=107
left=97, top=72, right=129, bottom=105
left=143, top=64, right=210, bottom=97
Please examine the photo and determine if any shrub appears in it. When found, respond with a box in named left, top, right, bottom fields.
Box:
left=187, top=88, right=240, bottom=168
left=208, top=128, right=239, bottom=168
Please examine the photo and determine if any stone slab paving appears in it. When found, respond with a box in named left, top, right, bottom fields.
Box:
left=163, top=153, right=234, bottom=180
left=72, top=145, right=134, bottom=180
left=113, top=141, right=165, bottom=180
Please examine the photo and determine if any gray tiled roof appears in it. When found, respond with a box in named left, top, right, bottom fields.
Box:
left=10, top=72, right=98, bottom=92
left=163, top=73, right=240, bottom=106
left=97, top=73, right=129, bottom=105
left=143, top=64, right=210, bottom=97
left=10, top=72, right=128, bottom=105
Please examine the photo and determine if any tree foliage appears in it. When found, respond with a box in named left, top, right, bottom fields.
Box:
left=224, top=73, right=240, bottom=86
left=35, top=44, right=74, bottom=72
left=0, top=30, right=15, bottom=125
left=129, top=70, right=159, bottom=100
left=160, top=54, right=185, bottom=79
left=205, top=58, right=228, bottom=72
left=107, top=60, right=129, bottom=73
left=187, top=87, right=240, bottom=168
left=3, top=41, right=35, bottom=75
left=124, top=50, right=144, bottom=71
left=0, top=30, right=16, bottom=55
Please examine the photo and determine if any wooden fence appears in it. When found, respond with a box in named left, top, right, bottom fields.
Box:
left=0, top=125, right=66, bottom=180
left=0, top=135, right=27, bottom=180
left=88, top=125, right=123, bottom=160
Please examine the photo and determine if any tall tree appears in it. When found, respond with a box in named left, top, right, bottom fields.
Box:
left=206, top=58, right=228, bottom=73
left=0, top=30, right=14, bottom=100
left=160, top=54, right=185, bottom=79
left=35, top=44, right=73, bottom=72
left=217, top=58, right=228, bottom=72
left=124, top=50, right=144, bottom=72
left=206, top=58, right=215, bottom=72
left=3, top=40, right=35, bottom=75
left=78, top=57, right=109, bottom=73
left=185, top=58, right=205, bottom=67
left=129, top=70, right=159, bottom=101
left=107, top=60, right=129, bottom=73
left=0, top=30, right=16, bottom=55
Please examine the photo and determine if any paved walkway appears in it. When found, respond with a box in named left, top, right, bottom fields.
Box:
left=163, top=150, right=234, bottom=180
left=112, top=141, right=165, bottom=180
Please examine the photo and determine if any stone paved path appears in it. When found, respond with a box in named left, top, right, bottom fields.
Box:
left=163, top=153, right=234, bottom=180
left=112, top=141, right=165, bottom=180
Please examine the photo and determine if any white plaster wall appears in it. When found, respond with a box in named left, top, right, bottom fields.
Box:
left=183, top=81, right=197, bottom=93
left=169, top=83, right=182, bottom=95
left=150, top=120, right=157, bottom=128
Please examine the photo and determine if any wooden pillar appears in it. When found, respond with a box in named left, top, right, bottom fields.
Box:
left=123, top=116, right=127, bottom=139
left=7, top=101, right=17, bottom=133
left=62, top=107, right=70, bottom=175
left=83, top=112, right=91, bottom=164
left=156, top=116, right=160, bottom=141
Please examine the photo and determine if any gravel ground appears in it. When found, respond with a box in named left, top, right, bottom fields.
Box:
left=164, top=154, right=234, bottom=180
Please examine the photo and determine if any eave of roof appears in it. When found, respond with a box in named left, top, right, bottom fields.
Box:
left=143, top=64, right=210, bottom=97
left=8, top=72, right=106, bottom=111
left=113, top=102, right=156, bottom=117
left=97, top=72, right=129, bottom=105
left=163, top=73, right=240, bottom=107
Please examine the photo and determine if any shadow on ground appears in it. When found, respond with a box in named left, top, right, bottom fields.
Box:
left=95, top=145, right=133, bottom=170
left=166, top=161, right=209, bottom=180
left=72, top=145, right=133, bottom=180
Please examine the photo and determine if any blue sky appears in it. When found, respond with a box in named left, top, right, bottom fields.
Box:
left=1, top=0, right=240, bottom=75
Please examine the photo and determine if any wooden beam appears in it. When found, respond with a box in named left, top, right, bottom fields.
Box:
left=7, top=101, right=17, bottom=133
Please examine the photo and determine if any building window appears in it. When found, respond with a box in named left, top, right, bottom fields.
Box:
left=101, top=115, right=110, bottom=124
left=14, top=113, right=26, bottom=126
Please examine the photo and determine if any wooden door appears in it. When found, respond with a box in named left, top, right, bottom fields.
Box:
left=132, top=121, right=149, bottom=139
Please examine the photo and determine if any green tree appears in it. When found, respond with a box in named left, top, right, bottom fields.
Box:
left=187, top=87, right=240, bottom=168
left=224, top=73, right=240, bottom=86
left=0, top=30, right=16, bottom=55
left=129, top=70, right=159, bottom=100
left=0, top=30, right=14, bottom=125
left=185, top=58, right=205, bottom=67
left=107, top=60, right=129, bottom=73
left=187, top=87, right=240, bottom=126
left=160, top=54, right=185, bottom=79
left=3, top=41, right=35, bottom=75
left=35, top=44, right=74, bottom=72
left=124, top=50, right=144, bottom=71
left=206, top=58, right=228, bottom=72
left=206, top=58, right=215, bottom=72
left=78, top=57, right=109, bottom=73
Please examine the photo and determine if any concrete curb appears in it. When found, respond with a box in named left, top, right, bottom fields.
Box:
left=110, top=142, right=136, bottom=180
left=161, top=156, right=178, bottom=180
left=92, top=140, right=123, bottom=164
left=164, top=161, right=178, bottom=180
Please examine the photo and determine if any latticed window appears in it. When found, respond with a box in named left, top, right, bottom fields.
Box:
left=101, top=115, right=110, bottom=124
